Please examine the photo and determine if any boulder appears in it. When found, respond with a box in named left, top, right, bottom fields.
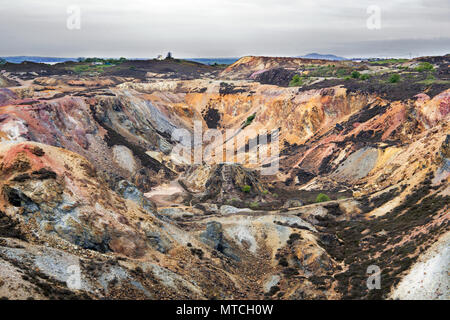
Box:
left=220, top=205, right=253, bottom=215
left=158, top=207, right=194, bottom=219
left=283, top=199, right=303, bottom=208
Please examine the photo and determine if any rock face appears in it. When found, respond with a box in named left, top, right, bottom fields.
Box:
left=0, top=142, right=157, bottom=258
left=0, top=55, right=448, bottom=300
left=390, top=233, right=450, bottom=300
left=202, top=163, right=267, bottom=202
left=252, top=67, right=297, bottom=87
left=200, top=221, right=238, bottom=260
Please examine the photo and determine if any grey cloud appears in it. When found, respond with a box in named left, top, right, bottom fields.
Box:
left=0, top=0, right=448, bottom=58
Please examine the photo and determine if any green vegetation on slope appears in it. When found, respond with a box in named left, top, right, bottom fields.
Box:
left=388, top=74, right=401, bottom=83
left=415, top=62, right=434, bottom=72
left=368, top=58, right=408, bottom=65
left=289, top=74, right=304, bottom=86
left=69, top=57, right=127, bottom=74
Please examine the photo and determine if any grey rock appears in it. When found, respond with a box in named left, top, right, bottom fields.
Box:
left=263, top=275, right=281, bottom=293
left=220, top=205, right=253, bottom=215
left=158, top=137, right=172, bottom=155
left=194, top=203, right=219, bottom=214
left=116, top=180, right=156, bottom=212
left=159, top=207, right=194, bottom=219
left=200, top=221, right=240, bottom=261
left=283, top=199, right=304, bottom=208
left=145, top=230, right=172, bottom=253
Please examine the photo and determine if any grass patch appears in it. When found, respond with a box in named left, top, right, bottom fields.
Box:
left=417, top=78, right=450, bottom=85
left=368, top=58, right=408, bottom=65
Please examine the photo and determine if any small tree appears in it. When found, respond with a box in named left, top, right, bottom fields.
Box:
left=315, top=193, right=331, bottom=203
left=0, top=58, right=6, bottom=65
left=351, top=71, right=361, bottom=79
left=242, top=185, right=251, bottom=193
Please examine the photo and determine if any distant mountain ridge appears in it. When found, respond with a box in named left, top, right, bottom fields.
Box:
left=1, top=56, right=78, bottom=64
left=297, top=53, right=347, bottom=61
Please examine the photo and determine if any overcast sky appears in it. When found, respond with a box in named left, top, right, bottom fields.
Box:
left=1, top=0, right=449, bottom=58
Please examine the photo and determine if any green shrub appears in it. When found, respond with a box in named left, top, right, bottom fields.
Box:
left=249, top=201, right=259, bottom=209
left=335, top=68, right=348, bottom=78
left=289, top=74, right=304, bottom=87
left=351, top=71, right=361, bottom=79
left=415, top=62, right=434, bottom=72
left=360, top=74, right=370, bottom=80
left=315, top=193, right=331, bottom=203
left=129, top=66, right=136, bottom=70
left=262, top=190, right=269, bottom=195
left=244, top=114, right=256, bottom=127
left=388, top=74, right=401, bottom=83
left=242, top=185, right=251, bottom=193
left=73, top=65, right=91, bottom=73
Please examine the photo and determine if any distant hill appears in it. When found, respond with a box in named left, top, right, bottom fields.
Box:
left=185, top=58, right=239, bottom=65
left=297, top=53, right=347, bottom=61
left=1, top=56, right=78, bottom=64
